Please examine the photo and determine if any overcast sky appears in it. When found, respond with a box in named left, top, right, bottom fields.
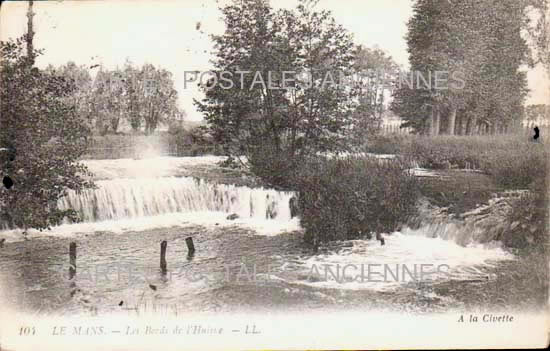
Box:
left=1, top=0, right=548, bottom=121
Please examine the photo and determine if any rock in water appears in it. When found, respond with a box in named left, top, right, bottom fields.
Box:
left=266, top=195, right=277, bottom=219
left=226, top=213, right=239, bottom=220
left=289, top=196, right=299, bottom=218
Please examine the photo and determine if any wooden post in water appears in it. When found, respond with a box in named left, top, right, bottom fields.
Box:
left=69, top=242, right=77, bottom=279
left=160, top=240, right=167, bottom=273
left=185, top=237, right=195, bottom=257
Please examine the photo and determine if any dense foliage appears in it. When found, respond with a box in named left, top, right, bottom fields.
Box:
left=196, top=0, right=360, bottom=170
left=0, top=38, right=94, bottom=231
left=45, top=61, right=183, bottom=135
left=294, top=156, right=419, bottom=247
left=391, top=0, right=544, bottom=135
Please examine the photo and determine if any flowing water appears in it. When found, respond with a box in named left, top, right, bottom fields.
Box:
left=0, top=156, right=516, bottom=315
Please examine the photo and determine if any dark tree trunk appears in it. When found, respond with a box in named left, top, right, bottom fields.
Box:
left=465, top=117, right=472, bottom=135
left=433, top=107, right=441, bottom=136
left=26, top=1, right=34, bottom=63
left=447, top=106, right=457, bottom=135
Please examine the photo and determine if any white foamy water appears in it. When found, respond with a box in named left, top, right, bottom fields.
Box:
left=0, top=212, right=301, bottom=243
left=0, top=174, right=299, bottom=242
left=289, top=230, right=513, bottom=291
left=58, top=177, right=294, bottom=223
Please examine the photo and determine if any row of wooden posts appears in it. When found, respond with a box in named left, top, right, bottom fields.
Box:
left=68, top=237, right=196, bottom=279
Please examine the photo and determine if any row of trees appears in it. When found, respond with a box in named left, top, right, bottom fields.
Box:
left=391, top=0, right=549, bottom=135
left=199, top=0, right=548, bottom=165
left=45, top=61, right=183, bottom=135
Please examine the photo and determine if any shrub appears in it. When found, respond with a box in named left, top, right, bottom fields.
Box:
left=294, top=156, right=419, bottom=246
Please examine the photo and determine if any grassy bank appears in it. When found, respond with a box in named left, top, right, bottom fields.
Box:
left=366, top=133, right=548, bottom=215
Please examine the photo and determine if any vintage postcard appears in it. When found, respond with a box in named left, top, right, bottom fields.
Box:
left=0, top=0, right=549, bottom=350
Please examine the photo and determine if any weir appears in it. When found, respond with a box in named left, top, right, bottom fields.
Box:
left=58, top=177, right=295, bottom=223
left=402, top=193, right=526, bottom=247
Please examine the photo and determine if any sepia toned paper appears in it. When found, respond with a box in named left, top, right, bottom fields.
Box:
left=0, top=0, right=549, bottom=350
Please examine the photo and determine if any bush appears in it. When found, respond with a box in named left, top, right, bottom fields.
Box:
left=294, top=156, right=419, bottom=246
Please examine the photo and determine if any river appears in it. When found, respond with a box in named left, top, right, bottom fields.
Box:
left=0, top=156, right=517, bottom=316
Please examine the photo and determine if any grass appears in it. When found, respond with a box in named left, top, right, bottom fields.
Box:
left=366, top=133, right=549, bottom=189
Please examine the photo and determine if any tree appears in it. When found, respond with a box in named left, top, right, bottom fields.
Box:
left=45, top=62, right=94, bottom=129
left=195, top=0, right=357, bottom=185
left=0, top=37, right=93, bottom=232
left=393, top=0, right=532, bottom=135
left=140, top=64, right=179, bottom=134
left=86, top=62, right=179, bottom=135
left=350, top=45, right=399, bottom=142
left=121, top=60, right=143, bottom=131
left=529, top=0, right=549, bottom=96
left=90, top=68, right=125, bottom=134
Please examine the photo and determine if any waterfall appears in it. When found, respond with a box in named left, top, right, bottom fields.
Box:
left=58, top=177, right=295, bottom=223
left=402, top=192, right=526, bottom=246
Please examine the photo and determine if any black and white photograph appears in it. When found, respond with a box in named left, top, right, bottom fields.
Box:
left=0, top=0, right=549, bottom=349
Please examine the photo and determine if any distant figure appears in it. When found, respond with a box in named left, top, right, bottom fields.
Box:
left=266, top=194, right=277, bottom=219
left=533, top=126, right=540, bottom=141
left=289, top=196, right=299, bottom=218
left=2, top=176, right=13, bottom=189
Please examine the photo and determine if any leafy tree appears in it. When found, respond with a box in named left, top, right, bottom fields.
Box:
left=90, top=69, right=124, bottom=134
left=45, top=62, right=94, bottom=129
left=393, top=0, right=532, bottom=135
left=0, top=37, right=93, bottom=232
left=195, top=0, right=357, bottom=185
left=529, top=0, right=549, bottom=96
left=140, top=64, right=179, bottom=134
left=82, top=62, right=180, bottom=135
left=350, top=45, right=399, bottom=143
left=121, top=60, right=143, bottom=131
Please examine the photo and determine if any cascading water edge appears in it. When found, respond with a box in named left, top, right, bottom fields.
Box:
left=0, top=176, right=300, bottom=242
